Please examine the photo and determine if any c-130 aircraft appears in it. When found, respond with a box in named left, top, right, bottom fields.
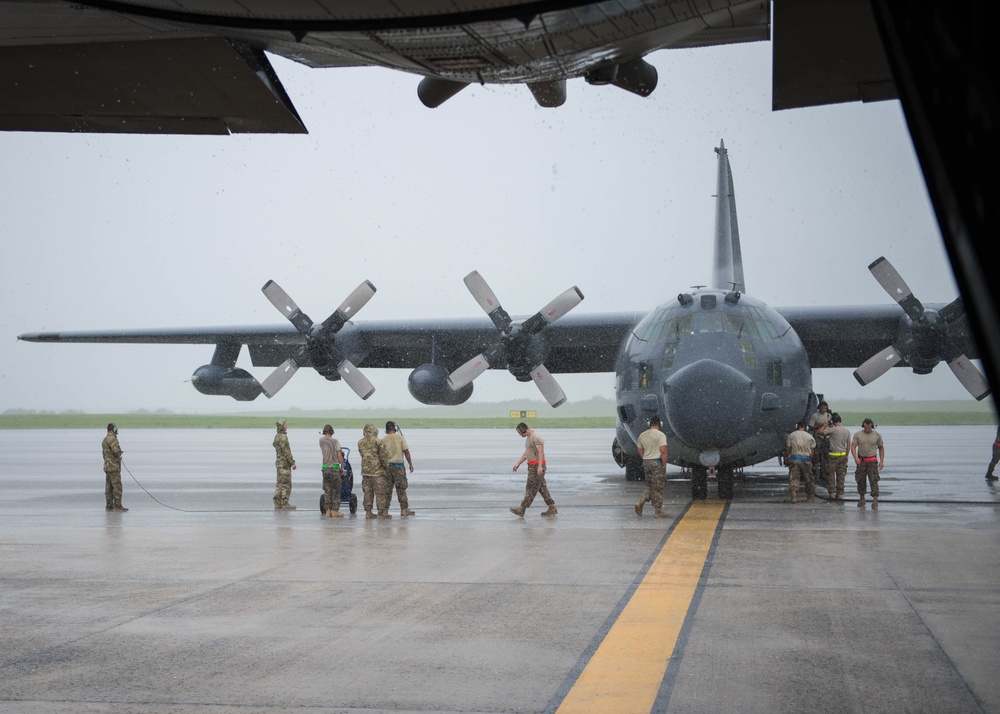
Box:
left=19, top=142, right=987, bottom=499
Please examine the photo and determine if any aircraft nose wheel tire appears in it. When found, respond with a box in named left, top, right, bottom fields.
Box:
left=692, top=466, right=709, bottom=499
left=717, top=468, right=735, bottom=500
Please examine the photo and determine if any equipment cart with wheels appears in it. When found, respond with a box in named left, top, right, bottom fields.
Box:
left=319, top=446, right=358, bottom=514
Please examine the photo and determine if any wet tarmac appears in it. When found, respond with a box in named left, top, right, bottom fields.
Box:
left=1, top=425, right=998, bottom=713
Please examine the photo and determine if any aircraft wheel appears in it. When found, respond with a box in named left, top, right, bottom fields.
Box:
left=718, top=468, right=735, bottom=500
left=349, top=494, right=358, bottom=514
left=319, top=494, right=326, bottom=513
left=692, top=466, right=709, bottom=499
left=612, top=438, right=627, bottom=468
left=625, top=454, right=644, bottom=481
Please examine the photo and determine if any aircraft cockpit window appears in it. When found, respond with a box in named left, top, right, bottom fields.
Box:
left=662, top=313, right=693, bottom=338
left=746, top=306, right=780, bottom=340
left=741, top=340, right=757, bottom=368
left=722, top=313, right=760, bottom=339
left=766, top=358, right=783, bottom=386
left=662, top=342, right=677, bottom=369
left=694, top=312, right=723, bottom=333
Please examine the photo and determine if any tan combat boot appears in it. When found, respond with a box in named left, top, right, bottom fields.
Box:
left=541, top=505, right=558, bottom=516
left=365, top=510, right=376, bottom=520
left=329, top=510, right=344, bottom=518
left=858, top=495, right=866, bottom=507
left=401, top=508, right=415, bottom=517
left=871, top=497, right=878, bottom=509
left=509, top=506, right=525, bottom=517
left=283, top=503, right=297, bottom=510
left=377, top=512, right=392, bottom=519
left=654, top=509, right=671, bottom=519
left=634, top=502, right=643, bottom=516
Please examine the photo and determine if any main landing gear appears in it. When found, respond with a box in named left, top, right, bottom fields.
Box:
left=613, top=438, right=645, bottom=481
left=691, top=465, right=736, bottom=500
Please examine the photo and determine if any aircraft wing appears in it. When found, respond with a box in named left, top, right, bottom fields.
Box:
left=777, top=304, right=981, bottom=369
left=18, top=312, right=643, bottom=374
left=1, top=0, right=769, bottom=133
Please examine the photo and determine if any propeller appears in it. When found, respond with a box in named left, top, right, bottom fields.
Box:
left=446, top=271, right=583, bottom=407
left=854, top=257, right=990, bottom=400
left=259, top=279, right=377, bottom=400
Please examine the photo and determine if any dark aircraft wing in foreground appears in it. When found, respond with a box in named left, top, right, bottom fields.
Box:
left=1, top=0, right=775, bottom=133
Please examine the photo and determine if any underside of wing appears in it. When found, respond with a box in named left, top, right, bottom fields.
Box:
left=1, top=36, right=306, bottom=134
left=1, top=0, right=771, bottom=132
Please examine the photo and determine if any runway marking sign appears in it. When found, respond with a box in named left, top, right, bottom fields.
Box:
left=554, top=500, right=726, bottom=713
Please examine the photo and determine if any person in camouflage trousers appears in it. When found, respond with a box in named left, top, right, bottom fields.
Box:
left=272, top=420, right=297, bottom=510
left=320, top=424, right=344, bottom=519
left=510, top=422, right=557, bottom=517
left=358, top=423, right=391, bottom=519
left=102, top=423, right=127, bottom=512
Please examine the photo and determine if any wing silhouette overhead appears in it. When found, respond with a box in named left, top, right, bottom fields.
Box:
left=1, top=1, right=770, bottom=132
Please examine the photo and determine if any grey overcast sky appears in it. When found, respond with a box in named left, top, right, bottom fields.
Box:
left=0, top=40, right=975, bottom=413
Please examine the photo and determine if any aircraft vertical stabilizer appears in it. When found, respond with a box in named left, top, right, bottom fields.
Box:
left=712, top=141, right=746, bottom=292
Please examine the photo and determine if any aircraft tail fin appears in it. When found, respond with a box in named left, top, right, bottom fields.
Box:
left=712, top=140, right=746, bottom=292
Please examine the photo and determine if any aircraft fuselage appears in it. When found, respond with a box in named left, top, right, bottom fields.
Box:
left=614, top=288, right=814, bottom=480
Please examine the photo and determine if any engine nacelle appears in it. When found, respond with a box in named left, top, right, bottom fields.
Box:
left=407, top=364, right=473, bottom=405
left=191, top=365, right=262, bottom=401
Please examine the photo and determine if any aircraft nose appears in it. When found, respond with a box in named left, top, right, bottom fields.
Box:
left=664, top=358, right=753, bottom=450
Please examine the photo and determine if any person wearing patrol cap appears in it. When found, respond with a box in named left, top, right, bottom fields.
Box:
left=272, top=420, right=297, bottom=510
left=102, top=423, right=127, bottom=512
left=851, top=418, right=884, bottom=508
left=319, top=424, right=345, bottom=518
left=824, top=413, right=851, bottom=501
left=383, top=421, right=415, bottom=516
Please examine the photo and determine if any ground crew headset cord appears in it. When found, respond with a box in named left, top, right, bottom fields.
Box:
left=122, top=461, right=274, bottom=513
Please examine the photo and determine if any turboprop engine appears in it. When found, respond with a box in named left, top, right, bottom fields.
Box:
left=191, top=365, right=262, bottom=401
left=408, top=364, right=473, bottom=405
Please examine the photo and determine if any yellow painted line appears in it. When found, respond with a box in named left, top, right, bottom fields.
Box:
left=556, top=500, right=725, bottom=714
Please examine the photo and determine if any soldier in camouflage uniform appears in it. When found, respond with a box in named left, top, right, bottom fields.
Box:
left=320, top=424, right=345, bottom=518
left=272, top=420, right=297, bottom=510
left=383, top=420, right=416, bottom=517
left=102, top=423, right=127, bottom=512
left=358, top=423, right=391, bottom=519
left=511, top=422, right=557, bottom=517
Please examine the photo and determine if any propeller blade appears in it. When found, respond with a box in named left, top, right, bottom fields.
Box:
left=319, top=280, right=378, bottom=334
left=464, top=271, right=511, bottom=331
left=447, top=354, right=491, bottom=391
left=530, top=364, right=567, bottom=408
left=853, top=345, right=903, bottom=386
left=947, top=355, right=992, bottom=401
left=524, top=286, right=585, bottom=334
left=261, top=358, right=300, bottom=398
left=337, top=359, right=376, bottom=400
left=337, top=280, right=377, bottom=319
left=939, top=296, right=965, bottom=324
left=868, top=257, right=924, bottom=321
left=262, top=280, right=313, bottom=334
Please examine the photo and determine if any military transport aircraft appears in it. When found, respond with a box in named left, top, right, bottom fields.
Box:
left=18, top=141, right=987, bottom=498
left=1, top=0, right=893, bottom=134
